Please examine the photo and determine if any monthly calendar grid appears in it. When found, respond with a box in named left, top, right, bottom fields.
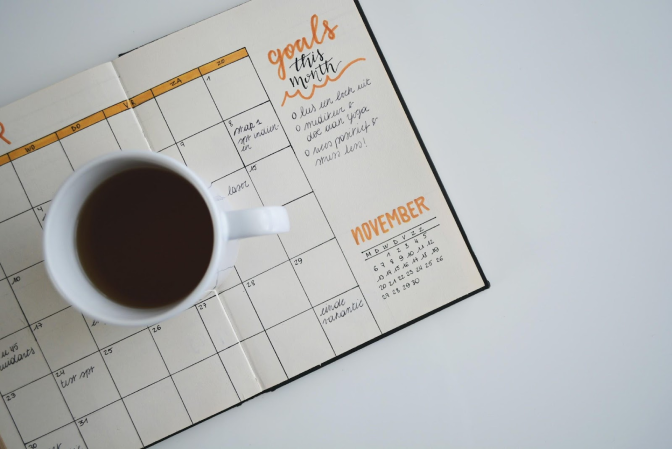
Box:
left=0, top=46, right=389, bottom=448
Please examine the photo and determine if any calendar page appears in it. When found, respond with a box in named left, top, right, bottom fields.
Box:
left=0, top=0, right=488, bottom=447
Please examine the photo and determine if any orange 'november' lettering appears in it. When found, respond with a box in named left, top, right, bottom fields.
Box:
left=351, top=227, right=364, bottom=245
left=415, top=196, right=430, bottom=213
left=385, top=210, right=400, bottom=229
left=407, top=201, right=419, bottom=218
left=362, top=222, right=372, bottom=240
left=377, top=215, right=389, bottom=233
left=368, top=219, right=380, bottom=237
left=0, top=121, right=10, bottom=145
left=398, top=206, right=411, bottom=223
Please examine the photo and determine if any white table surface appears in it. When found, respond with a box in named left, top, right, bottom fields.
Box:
left=2, top=1, right=671, bottom=447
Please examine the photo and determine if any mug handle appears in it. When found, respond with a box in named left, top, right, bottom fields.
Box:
left=225, top=207, right=290, bottom=240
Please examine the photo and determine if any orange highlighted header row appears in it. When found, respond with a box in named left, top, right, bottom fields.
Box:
left=153, top=48, right=249, bottom=96
left=0, top=48, right=249, bottom=164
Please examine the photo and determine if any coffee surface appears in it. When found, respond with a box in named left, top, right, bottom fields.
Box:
left=77, top=167, right=214, bottom=308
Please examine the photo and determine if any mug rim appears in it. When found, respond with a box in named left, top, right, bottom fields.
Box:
left=43, top=150, right=225, bottom=327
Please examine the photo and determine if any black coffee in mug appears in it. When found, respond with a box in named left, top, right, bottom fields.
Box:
left=76, top=167, right=214, bottom=308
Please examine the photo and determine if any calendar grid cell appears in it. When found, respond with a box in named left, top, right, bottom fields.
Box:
left=277, top=237, right=337, bottom=356
left=56, top=140, right=76, bottom=171
left=7, top=162, right=44, bottom=230
left=0, top=385, right=22, bottom=443
left=103, top=116, right=123, bottom=151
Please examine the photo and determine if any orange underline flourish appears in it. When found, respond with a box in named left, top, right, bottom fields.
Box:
left=281, top=57, right=366, bottom=107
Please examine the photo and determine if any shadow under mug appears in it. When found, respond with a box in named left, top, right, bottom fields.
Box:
left=43, top=151, right=289, bottom=327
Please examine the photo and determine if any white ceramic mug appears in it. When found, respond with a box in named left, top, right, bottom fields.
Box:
left=44, top=151, right=289, bottom=327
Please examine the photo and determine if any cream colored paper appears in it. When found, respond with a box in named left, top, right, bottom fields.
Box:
left=0, top=0, right=486, bottom=447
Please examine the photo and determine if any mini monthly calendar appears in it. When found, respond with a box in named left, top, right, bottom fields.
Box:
left=0, top=0, right=489, bottom=447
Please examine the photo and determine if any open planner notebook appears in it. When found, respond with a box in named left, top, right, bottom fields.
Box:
left=0, top=0, right=488, bottom=447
